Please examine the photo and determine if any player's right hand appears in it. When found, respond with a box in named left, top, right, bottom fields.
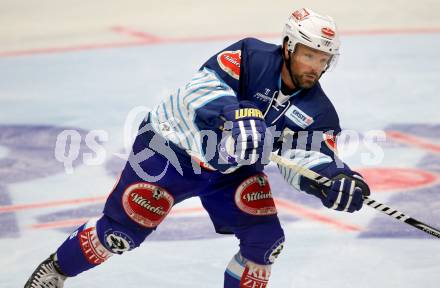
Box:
left=322, top=174, right=369, bottom=212
left=219, top=101, right=270, bottom=166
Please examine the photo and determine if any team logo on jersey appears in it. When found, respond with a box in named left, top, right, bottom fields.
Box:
left=292, top=8, right=310, bottom=21
left=122, top=183, right=174, bottom=228
left=323, top=132, right=338, bottom=154
left=253, top=88, right=272, bottom=103
left=321, top=27, right=335, bottom=39
left=217, top=50, right=241, bottom=80
left=235, top=174, right=277, bottom=216
left=104, top=230, right=135, bottom=254
left=79, top=227, right=112, bottom=265
left=285, top=105, right=314, bottom=129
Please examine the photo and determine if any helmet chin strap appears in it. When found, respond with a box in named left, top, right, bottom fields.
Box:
left=283, top=49, right=300, bottom=89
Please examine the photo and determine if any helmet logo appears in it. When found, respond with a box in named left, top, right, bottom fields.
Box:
left=292, top=8, right=310, bottom=21
left=321, top=27, right=335, bottom=38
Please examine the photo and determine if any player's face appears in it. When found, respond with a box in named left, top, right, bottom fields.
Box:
left=289, top=44, right=332, bottom=89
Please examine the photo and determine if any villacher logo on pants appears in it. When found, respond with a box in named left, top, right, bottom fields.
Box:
left=122, top=183, right=174, bottom=228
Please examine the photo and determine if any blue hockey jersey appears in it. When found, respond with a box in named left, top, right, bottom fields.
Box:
left=149, top=38, right=345, bottom=187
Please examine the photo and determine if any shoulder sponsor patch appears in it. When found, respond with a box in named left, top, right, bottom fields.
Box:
left=217, top=50, right=241, bottom=80
left=285, top=105, right=314, bottom=129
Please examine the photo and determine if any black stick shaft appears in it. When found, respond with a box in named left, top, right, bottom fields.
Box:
left=364, top=197, right=440, bottom=238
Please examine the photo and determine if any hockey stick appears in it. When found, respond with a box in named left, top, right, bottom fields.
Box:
left=270, top=153, right=440, bottom=239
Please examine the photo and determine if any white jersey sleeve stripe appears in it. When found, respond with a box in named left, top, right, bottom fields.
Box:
left=186, top=78, right=220, bottom=90
left=175, top=89, right=198, bottom=148
left=169, top=92, right=192, bottom=149
left=149, top=68, right=238, bottom=167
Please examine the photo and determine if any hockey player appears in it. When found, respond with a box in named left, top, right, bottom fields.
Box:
left=25, top=8, right=370, bottom=288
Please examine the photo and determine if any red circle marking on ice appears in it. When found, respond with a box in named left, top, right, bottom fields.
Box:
left=357, top=167, right=438, bottom=192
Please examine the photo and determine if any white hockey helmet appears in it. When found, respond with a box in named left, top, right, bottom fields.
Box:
left=282, top=8, right=340, bottom=69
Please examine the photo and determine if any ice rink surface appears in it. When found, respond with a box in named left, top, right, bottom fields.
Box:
left=1, top=1, right=440, bottom=287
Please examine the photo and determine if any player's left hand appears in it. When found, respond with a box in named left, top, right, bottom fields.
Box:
left=322, top=174, right=370, bottom=212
